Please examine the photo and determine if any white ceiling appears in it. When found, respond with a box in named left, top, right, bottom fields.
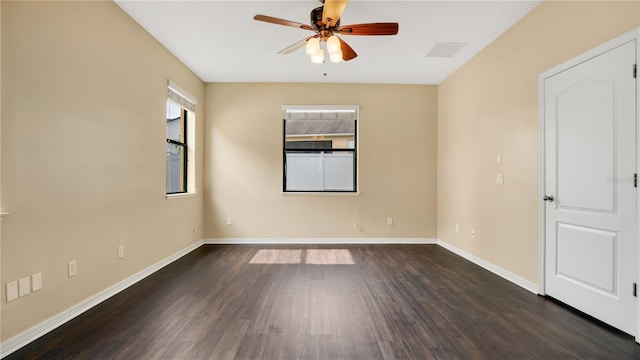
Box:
left=115, top=0, right=541, bottom=85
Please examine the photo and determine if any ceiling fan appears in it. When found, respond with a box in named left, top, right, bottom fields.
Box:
left=254, top=0, right=399, bottom=63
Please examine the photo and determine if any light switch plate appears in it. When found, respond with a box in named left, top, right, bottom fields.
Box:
left=68, top=260, right=77, bottom=277
left=6, top=282, right=18, bottom=302
left=32, top=273, right=43, bottom=292
left=18, top=277, right=31, bottom=297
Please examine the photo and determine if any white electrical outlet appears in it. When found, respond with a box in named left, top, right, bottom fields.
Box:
left=32, top=273, right=43, bottom=292
left=68, top=260, right=77, bottom=277
left=471, top=229, right=476, bottom=239
left=6, top=282, right=18, bottom=302
left=387, top=217, right=393, bottom=226
left=118, top=245, right=124, bottom=259
left=18, top=277, right=31, bottom=297
left=226, top=217, right=233, bottom=226
left=496, top=173, right=504, bottom=185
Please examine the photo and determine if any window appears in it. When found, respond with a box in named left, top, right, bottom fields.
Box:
left=166, top=102, right=187, bottom=193
left=166, top=81, right=196, bottom=195
left=283, top=106, right=358, bottom=192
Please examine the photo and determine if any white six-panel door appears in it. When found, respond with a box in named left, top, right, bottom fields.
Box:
left=543, top=40, right=637, bottom=335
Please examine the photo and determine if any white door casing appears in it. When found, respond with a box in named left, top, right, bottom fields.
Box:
left=540, top=34, right=638, bottom=336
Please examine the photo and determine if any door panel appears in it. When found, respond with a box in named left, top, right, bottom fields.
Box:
left=544, top=40, right=637, bottom=335
left=556, top=223, right=617, bottom=294
left=557, top=80, right=615, bottom=212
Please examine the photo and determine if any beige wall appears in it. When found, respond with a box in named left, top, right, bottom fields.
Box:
left=1, top=1, right=204, bottom=340
left=205, top=83, right=437, bottom=239
left=437, top=1, right=640, bottom=284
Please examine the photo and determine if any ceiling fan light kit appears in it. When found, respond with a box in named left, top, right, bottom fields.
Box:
left=329, top=52, right=343, bottom=63
left=326, top=35, right=343, bottom=63
left=254, top=0, right=398, bottom=64
left=311, top=52, right=325, bottom=64
left=305, top=37, right=321, bottom=56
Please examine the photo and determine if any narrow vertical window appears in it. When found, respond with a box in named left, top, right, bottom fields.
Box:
left=283, top=106, right=358, bottom=192
left=166, top=101, right=187, bottom=194
left=166, top=81, right=197, bottom=195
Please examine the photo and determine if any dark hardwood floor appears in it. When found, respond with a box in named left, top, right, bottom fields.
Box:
left=6, top=244, right=640, bottom=359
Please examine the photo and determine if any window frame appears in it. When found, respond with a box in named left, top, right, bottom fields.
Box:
left=165, top=80, right=197, bottom=197
left=282, top=105, right=359, bottom=194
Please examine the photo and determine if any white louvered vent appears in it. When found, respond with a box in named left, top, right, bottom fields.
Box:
left=426, top=42, right=468, bottom=58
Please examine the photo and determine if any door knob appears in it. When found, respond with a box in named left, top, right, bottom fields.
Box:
left=543, top=195, right=554, bottom=202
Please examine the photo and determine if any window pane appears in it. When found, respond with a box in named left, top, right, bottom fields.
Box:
left=166, top=142, right=185, bottom=193
left=285, top=151, right=354, bottom=191
left=323, top=151, right=354, bottom=190
left=285, top=118, right=355, bottom=149
left=167, top=101, right=183, bottom=142
left=286, top=153, right=323, bottom=191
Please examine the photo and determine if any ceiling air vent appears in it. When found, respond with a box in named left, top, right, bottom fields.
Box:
left=426, top=42, right=468, bottom=58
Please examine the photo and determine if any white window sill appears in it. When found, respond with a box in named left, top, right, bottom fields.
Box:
left=282, top=192, right=360, bottom=197
left=166, top=192, right=197, bottom=200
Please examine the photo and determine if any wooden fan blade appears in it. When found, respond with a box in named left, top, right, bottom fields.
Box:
left=338, top=23, right=399, bottom=36
left=338, top=37, right=357, bottom=61
left=322, top=0, right=348, bottom=27
left=253, top=15, right=314, bottom=31
left=278, top=36, right=315, bottom=54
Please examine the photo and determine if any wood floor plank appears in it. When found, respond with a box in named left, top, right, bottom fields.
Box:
left=5, top=244, right=640, bottom=359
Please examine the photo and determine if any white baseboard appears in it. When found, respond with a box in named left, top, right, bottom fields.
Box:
left=205, top=237, right=438, bottom=245
left=0, top=239, right=204, bottom=359
left=437, top=239, right=539, bottom=294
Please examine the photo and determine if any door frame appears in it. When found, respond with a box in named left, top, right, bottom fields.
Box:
left=538, top=27, right=640, bottom=341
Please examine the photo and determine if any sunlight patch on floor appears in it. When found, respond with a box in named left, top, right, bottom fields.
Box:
left=305, top=249, right=354, bottom=265
left=249, top=249, right=302, bottom=264
left=249, top=249, right=354, bottom=265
